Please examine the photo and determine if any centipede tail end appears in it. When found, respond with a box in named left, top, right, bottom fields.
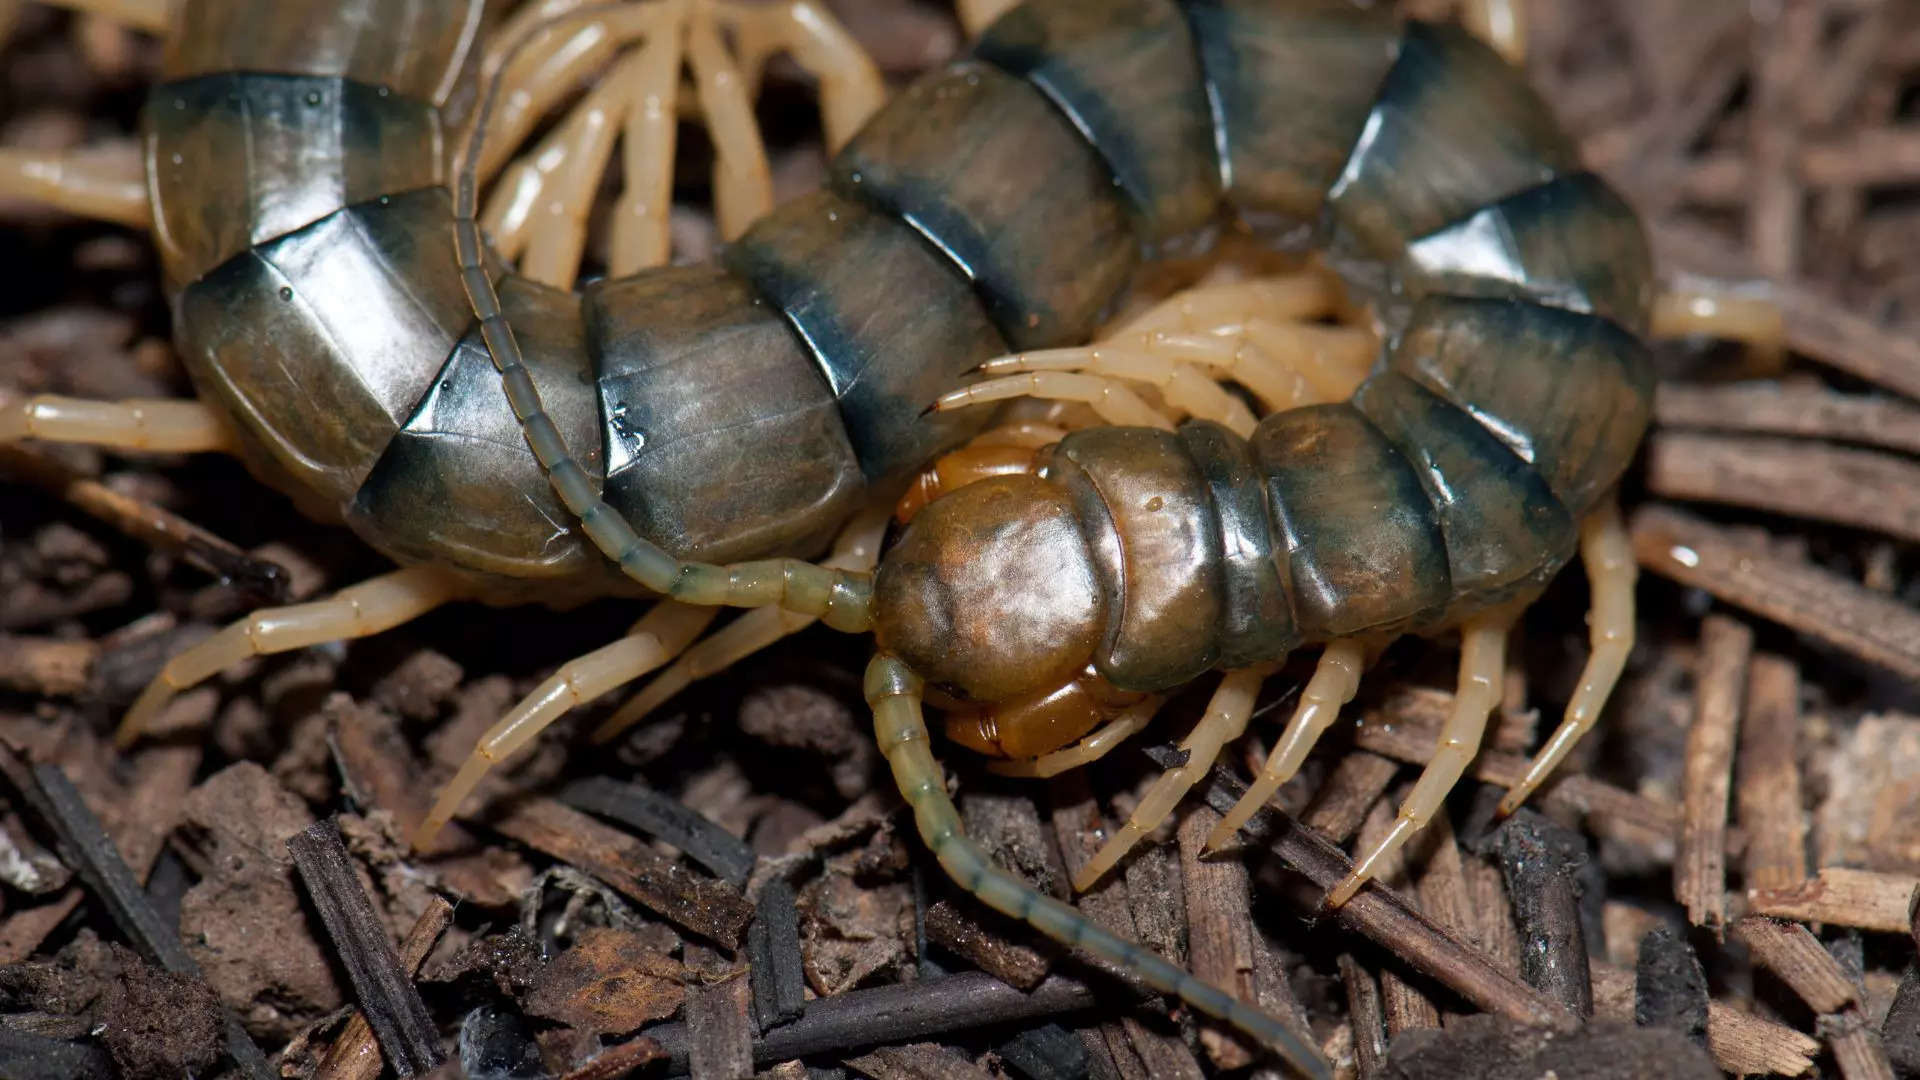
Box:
left=864, top=654, right=1330, bottom=1078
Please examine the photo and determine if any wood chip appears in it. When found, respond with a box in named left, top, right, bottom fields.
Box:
left=287, top=819, right=442, bottom=1077
left=1301, top=751, right=1401, bottom=845
left=1748, top=867, right=1920, bottom=933
left=1647, top=432, right=1920, bottom=542
left=747, top=878, right=807, bottom=1031
left=1634, top=926, right=1708, bottom=1044
left=1491, top=811, right=1594, bottom=1016
left=1737, top=655, right=1809, bottom=892
left=686, top=967, right=753, bottom=1080
left=844, top=1041, right=998, bottom=1080
left=1677, top=615, right=1752, bottom=929
left=490, top=797, right=753, bottom=948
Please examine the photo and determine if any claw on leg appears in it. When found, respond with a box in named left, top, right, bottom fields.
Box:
left=1498, top=498, right=1634, bottom=816
left=1205, top=640, right=1367, bottom=851
left=1327, top=613, right=1515, bottom=908
left=415, top=600, right=718, bottom=849
left=1071, top=666, right=1272, bottom=892
left=116, top=565, right=467, bottom=748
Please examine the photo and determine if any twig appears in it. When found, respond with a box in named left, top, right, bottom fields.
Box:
left=746, top=879, right=806, bottom=1031
left=1647, top=433, right=1920, bottom=542
left=315, top=896, right=455, bottom=1080
left=1735, top=917, right=1896, bottom=1080
left=1748, top=868, right=1920, bottom=933
left=1338, top=954, right=1386, bottom=1080
left=1677, top=615, right=1751, bottom=930
left=1634, top=926, right=1708, bottom=1045
left=685, top=966, right=753, bottom=1080
left=638, top=972, right=1097, bottom=1071
left=489, top=797, right=754, bottom=949
left=562, top=776, right=756, bottom=888
left=1631, top=505, right=1920, bottom=683
left=1736, top=655, right=1808, bottom=892
left=1491, top=811, right=1593, bottom=1016
left=1202, top=770, right=1573, bottom=1031
left=288, top=819, right=443, bottom=1077
left=1301, top=751, right=1401, bottom=846
left=1592, top=961, right=1819, bottom=1076
left=1654, top=381, right=1920, bottom=457
left=0, top=444, right=288, bottom=604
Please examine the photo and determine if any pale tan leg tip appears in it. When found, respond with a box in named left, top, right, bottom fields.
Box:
left=1324, top=872, right=1366, bottom=910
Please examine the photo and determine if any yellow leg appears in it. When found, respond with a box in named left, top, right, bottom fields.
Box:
left=1070, top=666, right=1272, bottom=892
left=115, top=566, right=467, bottom=747
left=1204, top=640, right=1367, bottom=850
left=1651, top=284, right=1786, bottom=350
left=0, top=395, right=234, bottom=453
left=591, top=505, right=889, bottom=743
left=0, top=143, right=149, bottom=227
left=1498, top=498, right=1635, bottom=815
left=974, top=349, right=1259, bottom=436
left=1458, top=0, right=1526, bottom=66
left=686, top=4, right=772, bottom=241
left=986, top=697, right=1163, bottom=779
left=414, top=600, right=718, bottom=848
left=719, top=0, right=884, bottom=152
left=933, top=372, right=1177, bottom=430
left=1327, top=614, right=1514, bottom=907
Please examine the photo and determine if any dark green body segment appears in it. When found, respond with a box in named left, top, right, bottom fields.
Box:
left=1252, top=405, right=1451, bottom=641
left=830, top=61, right=1138, bottom=350
left=1179, top=0, right=1401, bottom=233
left=972, top=0, right=1221, bottom=252
left=1049, top=427, right=1223, bottom=690
left=144, top=73, right=444, bottom=290
left=348, top=274, right=610, bottom=584
left=724, top=189, right=1007, bottom=481
left=173, top=185, right=474, bottom=509
left=1178, top=421, right=1296, bottom=667
left=1400, top=172, right=1654, bottom=334
left=1391, top=297, right=1655, bottom=518
left=1352, top=372, right=1577, bottom=616
left=1327, top=21, right=1580, bottom=257
left=584, top=266, right=863, bottom=564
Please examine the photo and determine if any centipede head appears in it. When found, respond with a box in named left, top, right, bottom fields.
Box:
left=872, top=474, right=1105, bottom=725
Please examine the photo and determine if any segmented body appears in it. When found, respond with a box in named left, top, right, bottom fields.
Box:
left=122, top=1, right=1652, bottom=1075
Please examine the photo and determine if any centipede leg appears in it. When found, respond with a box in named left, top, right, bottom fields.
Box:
left=115, top=565, right=468, bottom=747
left=686, top=5, right=773, bottom=240
left=414, top=600, right=719, bottom=849
left=737, top=1, right=886, bottom=151
left=1498, top=497, right=1634, bottom=815
left=1071, top=666, right=1272, bottom=892
left=865, top=654, right=1328, bottom=1079
left=1458, top=0, right=1526, bottom=65
left=1327, top=613, right=1515, bottom=908
left=591, top=505, right=890, bottom=744
left=0, top=143, right=148, bottom=227
left=1204, top=639, right=1367, bottom=851
left=985, top=697, right=1162, bottom=779
left=954, top=0, right=1019, bottom=38
left=1651, top=282, right=1787, bottom=351
left=0, top=396, right=235, bottom=453
left=932, top=372, right=1176, bottom=429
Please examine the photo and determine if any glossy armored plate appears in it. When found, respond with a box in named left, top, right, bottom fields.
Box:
left=174, top=187, right=476, bottom=508
left=832, top=61, right=1137, bottom=351
left=1252, top=403, right=1450, bottom=640
left=1050, top=427, right=1224, bottom=690
left=1181, top=0, right=1400, bottom=232
left=726, top=188, right=1007, bottom=481
left=1179, top=420, right=1296, bottom=667
left=1353, top=371, right=1577, bottom=615
left=1391, top=296, right=1654, bottom=518
left=350, top=275, right=607, bottom=583
left=1328, top=21, right=1579, bottom=257
left=975, top=0, right=1221, bottom=251
left=144, top=73, right=443, bottom=288
left=164, top=0, right=484, bottom=107
left=1400, top=172, right=1655, bottom=334
left=586, top=265, right=863, bottom=563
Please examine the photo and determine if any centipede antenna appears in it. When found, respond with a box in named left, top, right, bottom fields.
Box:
left=450, top=4, right=871, bottom=633
left=863, top=654, right=1330, bottom=1080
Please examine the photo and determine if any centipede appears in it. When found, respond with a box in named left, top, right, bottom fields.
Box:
left=0, top=1, right=1682, bottom=1075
